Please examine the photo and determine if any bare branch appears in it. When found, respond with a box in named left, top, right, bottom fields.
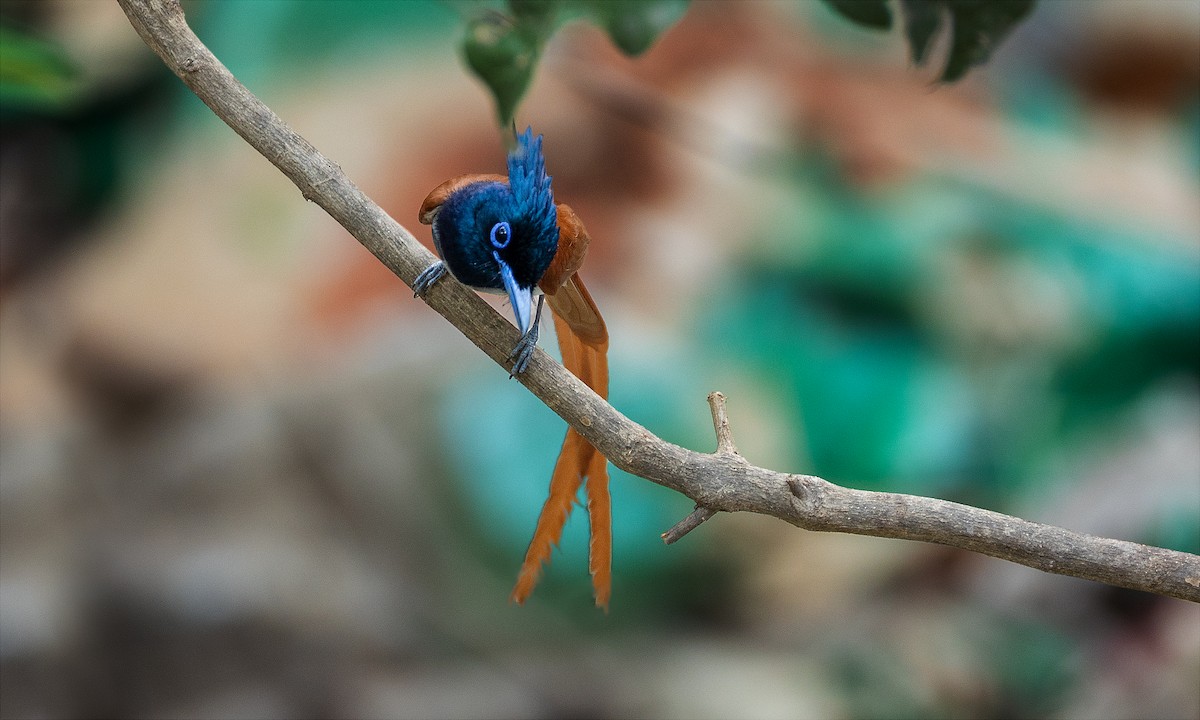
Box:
left=117, top=0, right=1200, bottom=603
left=662, top=507, right=717, bottom=545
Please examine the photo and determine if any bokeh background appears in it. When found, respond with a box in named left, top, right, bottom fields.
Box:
left=2, top=1, right=1198, bottom=718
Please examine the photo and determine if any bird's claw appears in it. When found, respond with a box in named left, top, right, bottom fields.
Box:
left=413, top=261, right=447, bottom=298
left=508, top=325, right=539, bottom=377
left=507, top=294, right=545, bottom=377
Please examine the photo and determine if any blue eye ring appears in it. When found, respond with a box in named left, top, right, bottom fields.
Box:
left=489, top=221, right=512, bottom=250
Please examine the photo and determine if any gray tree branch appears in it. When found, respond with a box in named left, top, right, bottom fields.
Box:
left=117, top=0, right=1200, bottom=603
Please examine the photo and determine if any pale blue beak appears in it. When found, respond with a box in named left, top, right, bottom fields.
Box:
left=496, top=254, right=534, bottom=336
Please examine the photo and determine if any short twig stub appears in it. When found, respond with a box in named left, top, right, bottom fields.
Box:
left=660, top=391, right=742, bottom=544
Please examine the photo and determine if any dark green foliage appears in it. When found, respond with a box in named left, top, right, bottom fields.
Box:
left=824, top=0, right=893, bottom=30
left=464, top=12, right=543, bottom=131
left=465, top=0, right=1032, bottom=125
left=935, top=0, right=1035, bottom=81
left=589, top=0, right=690, bottom=56
left=0, top=25, right=78, bottom=113
left=823, top=0, right=1037, bottom=82
left=462, top=0, right=688, bottom=127
left=901, top=0, right=941, bottom=65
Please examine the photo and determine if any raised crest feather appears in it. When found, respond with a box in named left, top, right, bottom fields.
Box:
left=509, top=128, right=558, bottom=252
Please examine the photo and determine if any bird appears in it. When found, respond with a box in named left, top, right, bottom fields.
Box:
left=414, top=128, right=613, bottom=610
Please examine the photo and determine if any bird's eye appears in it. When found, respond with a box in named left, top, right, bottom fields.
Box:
left=490, top=221, right=512, bottom=250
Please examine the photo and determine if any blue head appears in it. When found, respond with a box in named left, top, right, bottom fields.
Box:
left=431, top=128, right=559, bottom=335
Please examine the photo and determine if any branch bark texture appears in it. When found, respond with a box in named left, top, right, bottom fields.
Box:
left=118, top=0, right=1200, bottom=603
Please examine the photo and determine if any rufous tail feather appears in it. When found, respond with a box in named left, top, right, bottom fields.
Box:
left=510, top=310, right=589, bottom=604
left=511, top=283, right=611, bottom=607
left=574, top=300, right=611, bottom=610
left=584, top=428, right=612, bottom=610
left=510, top=426, right=589, bottom=604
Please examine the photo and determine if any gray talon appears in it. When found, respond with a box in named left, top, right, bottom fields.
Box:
left=507, top=294, right=545, bottom=377
left=508, top=330, right=538, bottom=376
left=414, top=261, right=447, bottom=298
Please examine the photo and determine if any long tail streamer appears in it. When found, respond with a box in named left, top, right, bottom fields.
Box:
left=512, top=276, right=611, bottom=609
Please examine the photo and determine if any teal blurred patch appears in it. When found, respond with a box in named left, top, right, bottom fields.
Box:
left=987, top=201, right=1200, bottom=429
left=706, top=270, right=976, bottom=495
left=701, top=127, right=1200, bottom=509
left=1148, top=504, right=1200, bottom=556
left=832, top=609, right=1076, bottom=718
left=193, top=0, right=457, bottom=88
left=439, top=340, right=704, bottom=593
left=987, top=616, right=1078, bottom=716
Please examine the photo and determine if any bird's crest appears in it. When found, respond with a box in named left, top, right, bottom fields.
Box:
left=508, top=127, right=557, bottom=244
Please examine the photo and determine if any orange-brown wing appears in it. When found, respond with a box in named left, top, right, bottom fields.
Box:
left=539, top=204, right=590, bottom=294
left=546, top=274, right=607, bottom=351
left=419, top=173, right=508, bottom=224
left=542, top=204, right=606, bottom=349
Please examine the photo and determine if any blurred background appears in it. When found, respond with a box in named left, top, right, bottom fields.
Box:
left=1, top=0, right=1198, bottom=718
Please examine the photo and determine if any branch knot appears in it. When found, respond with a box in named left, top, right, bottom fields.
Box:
left=786, top=475, right=826, bottom=528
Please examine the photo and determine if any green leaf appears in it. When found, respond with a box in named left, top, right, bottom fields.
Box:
left=822, top=0, right=893, bottom=30
left=461, top=0, right=688, bottom=128
left=935, top=0, right=1035, bottom=82
left=0, top=26, right=78, bottom=112
left=463, top=12, right=545, bottom=127
left=583, top=0, right=690, bottom=56
left=507, top=0, right=559, bottom=34
left=900, top=0, right=941, bottom=65
left=821, top=0, right=1036, bottom=82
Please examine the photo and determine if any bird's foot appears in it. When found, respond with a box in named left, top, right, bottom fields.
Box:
left=508, top=324, right=539, bottom=377
left=507, top=294, right=545, bottom=377
left=413, top=261, right=447, bottom=298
